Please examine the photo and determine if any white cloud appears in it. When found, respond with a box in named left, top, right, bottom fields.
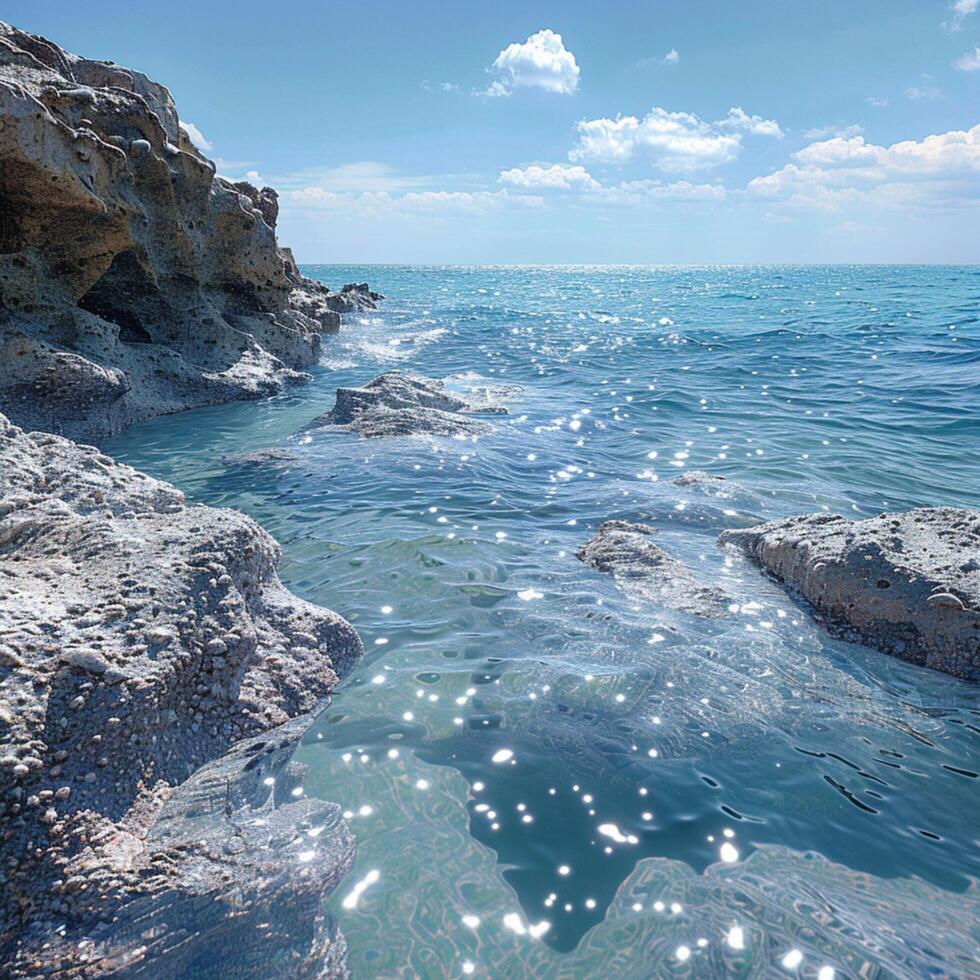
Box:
left=499, top=163, right=601, bottom=190
left=420, top=80, right=460, bottom=92
left=497, top=165, right=724, bottom=203
left=802, top=123, right=864, bottom=140
left=569, top=105, right=780, bottom=171
left=955, top=45, right=980, bottom=70
left=179, top=121, right=212, bottom=152
left=905, top=85, right=942, bottom=101
left=482, top=29, right=580, bottom=97
left=601, top=179, right=726, bottom=203
left=866, top=96, right=888, bottom=108
left=286, top=187, right=544, bottom=214
left=637, top=49, right=680, bottom=69
left=945, top=0, right=978, bottom=30
left=719, top=106, right=784, bottom=138
left=748, top=125, right=980, bottom=211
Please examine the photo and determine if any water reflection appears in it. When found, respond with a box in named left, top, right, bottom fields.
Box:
left=104, top=265, right=980, bottom=977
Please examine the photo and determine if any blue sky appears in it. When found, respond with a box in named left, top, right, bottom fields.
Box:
left=8, top=1, right=980, bottom=262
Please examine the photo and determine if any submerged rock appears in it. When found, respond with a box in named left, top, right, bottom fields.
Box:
left=0, top=413, right=363, bottom=974
left=0, top=22, right=378, bottom=440
left=674, top=470, right=728, bottom=490
left=719, top=507, right=980, bottom=681
left=311, top=372, right=506, bottom=438
left=577, top=520, right=731, bottom=618
left=224, top=446, right=304, bottom=469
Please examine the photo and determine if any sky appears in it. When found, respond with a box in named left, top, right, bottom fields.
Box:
left=7, top=1, right=980, bottom=263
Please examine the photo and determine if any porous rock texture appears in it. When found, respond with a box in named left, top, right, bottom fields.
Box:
left=577, top=520, right=731, bottom=618
left=311, top=371, right=506, bottom=438
left=0, top=413, right=364, bottom=975
left=0, top=21, right=379, bottom=441
left=719, top=508, right=980, bottom=681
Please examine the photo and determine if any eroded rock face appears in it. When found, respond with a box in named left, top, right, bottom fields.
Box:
left=0, top=22, right=375, bottom=440
left=0, top=413, right=364, bottom=974
left=719, top=508, right=980, bottom=680
left=310, top=372, right=506, bottom=438
left=577, top=520, right=731, bottom=618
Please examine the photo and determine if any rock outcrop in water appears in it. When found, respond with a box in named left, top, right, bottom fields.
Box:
left=0, top=412, right=363, bottom=975
left=719, top=508, right=980, bottom=681
left=0, top=21, right=378, bottom=441
left=311, top=371, right=506, bottom=437
left=577, top=520, right=731, bottom=618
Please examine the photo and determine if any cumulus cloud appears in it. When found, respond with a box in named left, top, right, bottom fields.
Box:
left=955, top=45, right=980, bottom=70
left=663, top=49, right=680, bottom=65
left=179, top=121, right=212, bottom=152
left=499, top=163, right=601, bottom=190
left=747, top=125, right=980, bottom=210
left=497, top=164, right=723, bottom=204
left=569, top=105, right=780, bottom=171
left=481, top=29, right=580, bottom=97
left=719, top=106, right=784, bottom=138
left=866, top=96, right=889, bottom=108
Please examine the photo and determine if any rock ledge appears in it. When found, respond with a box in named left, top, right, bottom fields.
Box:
left=0, top=412, right=364, bottom=975
left=719, top=507, right=980, bottom=680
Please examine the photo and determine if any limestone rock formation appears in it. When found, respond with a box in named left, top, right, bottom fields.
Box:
left=310, top=371, right=507, bottom=437
left=0, top=412, right=364, bottom=974
left=719, top=508, right=980, bottom=680
left=577, top=520, right=731, bottom=618
left=0, top=21, right=378, bottom=441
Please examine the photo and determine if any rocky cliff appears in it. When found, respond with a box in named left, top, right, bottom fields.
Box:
left=0, top=21, right=379, bottom=441
left=0, top=412, right=363, bottom=975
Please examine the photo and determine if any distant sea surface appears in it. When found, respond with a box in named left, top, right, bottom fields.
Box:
left=105, top=266, right=980, bottom=977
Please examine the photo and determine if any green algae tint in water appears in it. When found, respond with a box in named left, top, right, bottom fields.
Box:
left=104, top=266, right=980, bottom=978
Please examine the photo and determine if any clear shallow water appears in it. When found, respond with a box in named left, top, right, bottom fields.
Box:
left=104, top=266, right=980, bottom=977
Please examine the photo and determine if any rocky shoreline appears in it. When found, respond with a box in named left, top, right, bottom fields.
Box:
left=1, top=14, right=978, bottom=980
left=0, top=21, right=382, bottom=974
left=576, top=501, right=978, bottom=682
left=0, top=414, right=363, bottom=976
left=0, top=21, right=380, bottom=442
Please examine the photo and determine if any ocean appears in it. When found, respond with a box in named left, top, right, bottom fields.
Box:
left=104, top=265, right=980, bottom=977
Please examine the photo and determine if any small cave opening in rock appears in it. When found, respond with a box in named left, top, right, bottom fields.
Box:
left=0, top=181, right=25, bottom=254
left=78, top=250, right=156, bottom=344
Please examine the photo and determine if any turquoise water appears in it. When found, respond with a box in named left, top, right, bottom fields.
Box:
left=105, top=266, right=980, bottom=978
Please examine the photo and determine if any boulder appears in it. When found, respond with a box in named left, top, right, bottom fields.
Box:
left=577, top=520, right=731, bottom=618
left=310, top=372, right=505, bottom=438
left=0, top=412, right=364, bottom=974
left=719, top=508, right=980, bottom=680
